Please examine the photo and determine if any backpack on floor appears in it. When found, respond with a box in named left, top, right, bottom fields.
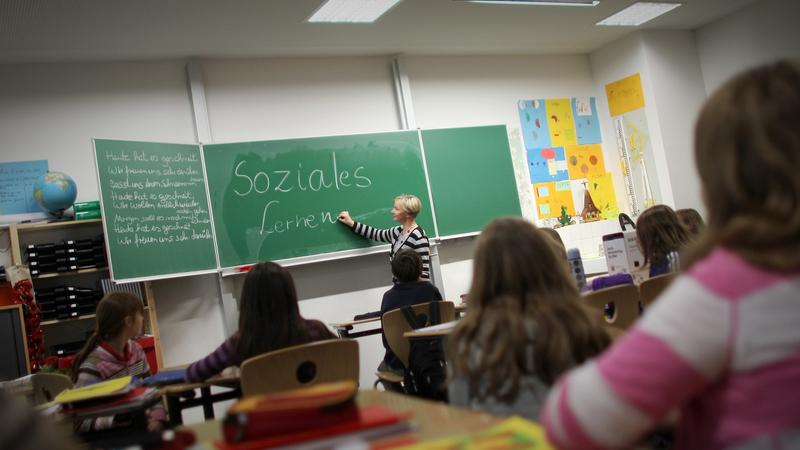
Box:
left=400, top=302, right=448, bottom=402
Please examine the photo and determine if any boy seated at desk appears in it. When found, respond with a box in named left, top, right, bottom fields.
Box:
left=355, top=250, right=442, bottom=376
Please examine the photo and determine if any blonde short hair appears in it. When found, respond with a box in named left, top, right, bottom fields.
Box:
left=394, top=194, right=421, bottom=218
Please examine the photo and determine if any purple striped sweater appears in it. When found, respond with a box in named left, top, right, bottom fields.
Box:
left=185, top=319, right=334, bottom=382
left=542, top=247, right=800, bottom=450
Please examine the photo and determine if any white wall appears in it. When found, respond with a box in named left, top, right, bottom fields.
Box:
left=589, top=30, right=710, bottom=215
left=696, top=0, right=800, bottom=94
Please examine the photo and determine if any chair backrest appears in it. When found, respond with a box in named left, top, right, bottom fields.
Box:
left=583, top=284, right=641, bottom=334
left=31, top=372, right=73, bottom=405
left=382, top=301, right=455, bottom=369
left=239, top=339, right=359, bottom=396
left=639, top=273, right=677, bottom=309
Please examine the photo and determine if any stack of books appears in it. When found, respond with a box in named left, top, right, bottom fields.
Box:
left=74, top=201, right=102, bottom=221
left=216, top=381, right=413, bottom=450
left=54, top=375, right=161, bottom=419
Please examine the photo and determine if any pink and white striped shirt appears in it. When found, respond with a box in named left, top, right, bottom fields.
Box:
left=542, top=247, right=800, bottom=450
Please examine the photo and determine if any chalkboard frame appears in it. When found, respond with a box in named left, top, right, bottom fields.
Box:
left=92, top=138, right=220, bottom=283
left=92, top=125, right=522, bottom=280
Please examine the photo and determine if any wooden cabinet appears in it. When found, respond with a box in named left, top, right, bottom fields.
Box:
left=8, top=219, right=163, bottom=370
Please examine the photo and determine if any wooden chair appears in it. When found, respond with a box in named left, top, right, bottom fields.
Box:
left=239, top=339, right=359, bottom=396
left=31, top=372, right=73, bottom=405
left=584, top=284, right=641, bottom=338
left=639, top=273, right=677, bottom=309
left=374, top=301, right=455, bottom=389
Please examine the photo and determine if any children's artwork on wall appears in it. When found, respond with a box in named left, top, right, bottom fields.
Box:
left=605, top=73, right=645, bottom=117
left=533, top=180, right=575, bottom=219
left=571, top=97, right=602, bottom=145
left=565, top=144, right=605, bottom=180
left=587, top=172, right=620, bottom=220
left=517, top=100, right=552, bottom=149
left=519, top=95, right=619, bottom=225
left=545, top=99, right=577, bottom=147
left=527, top=146, right=568, bottom=184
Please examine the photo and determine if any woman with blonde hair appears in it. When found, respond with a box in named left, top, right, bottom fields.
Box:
left=447, top=217, right=609, bottom=420
left=542, top=60, right=800, bottom=449
left=338, top=194, right=431, bottom=281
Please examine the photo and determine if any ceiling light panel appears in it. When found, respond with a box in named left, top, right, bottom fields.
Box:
left=461, top=0, right=599, bottom=6
left=308, top=0, right=402, bottom=23
left=597, top=2, right=681, bottom=26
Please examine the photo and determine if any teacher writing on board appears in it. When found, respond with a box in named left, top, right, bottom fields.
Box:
left=338, top=194, right=431, bottom=281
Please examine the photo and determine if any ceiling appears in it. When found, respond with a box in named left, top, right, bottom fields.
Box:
left=0, top=0, right=758, bottom=63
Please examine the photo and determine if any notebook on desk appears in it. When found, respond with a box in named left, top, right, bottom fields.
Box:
left=141, top=368, right=187, bottom=387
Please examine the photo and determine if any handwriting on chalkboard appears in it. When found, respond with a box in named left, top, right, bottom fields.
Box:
left=231, top=152, right=374, bottom=235
left=103, top=149, right=214, bottom=250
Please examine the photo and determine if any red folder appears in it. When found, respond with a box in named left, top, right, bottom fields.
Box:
left=215, top=405, right=412, bottom=450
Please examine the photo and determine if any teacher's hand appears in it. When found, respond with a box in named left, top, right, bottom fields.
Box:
left=338, top=211, right=354, bottom=227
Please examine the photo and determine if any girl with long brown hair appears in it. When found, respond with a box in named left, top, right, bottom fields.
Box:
left=71, top=292, right=165, bottom=432
left=447, top=217, right=609, bottom=420
left=636, top=204, right=691, bottom=277
left=185, top=261, right=334, bottom=382
left=542, top=60, right=800, bottom=450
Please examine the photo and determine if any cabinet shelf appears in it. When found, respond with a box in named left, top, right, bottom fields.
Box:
left=40, top=306, right=150, bottom=327
left=32, top=267, right=109, bottom=280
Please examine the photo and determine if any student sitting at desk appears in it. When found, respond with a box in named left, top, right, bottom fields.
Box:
left=376, top=249, right=442, bottom=376
left=636, top=204, right=691, bottom=277
left=71, top=292, right=166, bottom=432
left=448, top=218, right=609, bottom=421
left=185, top=261, right=335, bottom=383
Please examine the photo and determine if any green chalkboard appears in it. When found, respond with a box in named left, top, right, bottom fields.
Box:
left=203, top=131, right=434, bottom=268
left=93, top=139, right=217, bottom=281
left=422, top=125, right=522, bottom=236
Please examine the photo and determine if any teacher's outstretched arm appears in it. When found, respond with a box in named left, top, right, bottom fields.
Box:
left=338, top=210, right=394, bottom=243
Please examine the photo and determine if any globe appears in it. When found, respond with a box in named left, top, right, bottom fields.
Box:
left=33, top=171, right=78, bottom=218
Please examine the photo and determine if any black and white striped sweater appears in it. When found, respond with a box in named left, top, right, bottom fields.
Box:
left=351, top=221, right=430, bottom=280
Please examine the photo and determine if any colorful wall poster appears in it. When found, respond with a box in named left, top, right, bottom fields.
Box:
left=527, top=146, right=568, bottom=184
left=518, top=100, right=552, bottom=149
left=565, top=144, right=605, bottom=180
left=572, top=97, right=602, bottom=145
left=533, top=180, right=575, bottom=219
left=0, top=160, right=49, bottom=215
left=605, top=73, right=645, bottom=117
left=588, top=172, right=620, bottom=220
left=617, top=108, right=661, bottom=212
left=545, top=98, right=577, bottom=147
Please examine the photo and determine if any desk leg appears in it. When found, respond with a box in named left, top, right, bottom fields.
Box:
left=166, top=395, right=183, bottom=427
left=201, top=386, right=215, bottom=420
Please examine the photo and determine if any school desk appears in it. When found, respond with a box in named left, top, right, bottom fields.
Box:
left=330, top=303, right=466, bottom=338
left=160, top=372, right=241, bottom=427
left=181, top=389, right=503, bottom=448
left=403, top=320, right=458, bottom=339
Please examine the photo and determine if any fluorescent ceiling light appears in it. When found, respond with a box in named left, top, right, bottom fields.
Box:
left=460, top=0, right=599, bottom=6
left=597, top=2, right=681, bottom=26
left=307, top=0, right=402, bottom=23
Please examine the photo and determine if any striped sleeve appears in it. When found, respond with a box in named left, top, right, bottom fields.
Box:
left=405, top=230, right=431, bottom=280
left=541, top=275, right=731, bottom=449
left=185, top=336, right=238, bottom=382
left=352, top=221, right=398, bottom=243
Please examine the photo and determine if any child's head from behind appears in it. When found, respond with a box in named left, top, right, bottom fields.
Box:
left=694, top=60, right=800, bottom=271
left=450, top=217, right=608, bottom=399
left=676, top=208, right=705, bottom=237
left=636, top=204, right=690, bottom=266
left=237, top=261, right=303, bottom=360
left=471, top=217, right=575, bottom=307
left=392, top=249, right=422, bottom=283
